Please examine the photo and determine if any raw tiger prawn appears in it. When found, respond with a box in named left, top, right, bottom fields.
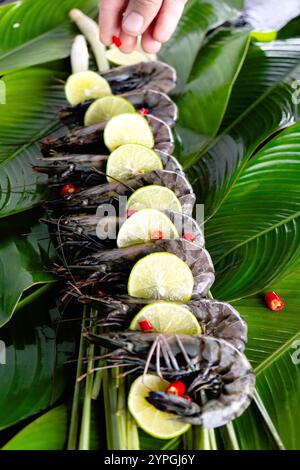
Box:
left=37, top=59, right=255, bottom=431
left=84, top=332, right=255, bottom=429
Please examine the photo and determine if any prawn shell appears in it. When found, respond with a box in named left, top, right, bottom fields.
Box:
left=68, top=239, right=215, bottom=297
left=102, top=61, right=177, bottom=94
left=81, top=295, right=246, bottom=352
left=34, top=150, right=183, bottom=189
left=46, top=170, right=196, bottom=216
left=41, top=115, right=174, bottom=157
left=59, top=89, right=178, bottom=128
left=84, top=332, right=255, bottom=428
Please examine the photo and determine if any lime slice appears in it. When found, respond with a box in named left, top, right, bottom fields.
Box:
left=104, top=113, right=154, bottom=151
left=84, top=96, right=135, bottom=127
left=127, top=185, right=182, bottom=213
left=128, top=374, right=190, bottom=439
left=129, top=302, right=201, bottom=335
left=128, top=252, right=194, bottom=302
left=117, top=209, right=179, bottom=248
left=106, top=45, right=156, bottom=66
left=65, top=71, right=112, bottom=106
left=250, top=31, right=277, bottom=42
left=107, top=144, right=163, bottom=183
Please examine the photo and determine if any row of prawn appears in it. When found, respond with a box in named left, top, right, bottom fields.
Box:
left=37, top=61, right=255, bottom=429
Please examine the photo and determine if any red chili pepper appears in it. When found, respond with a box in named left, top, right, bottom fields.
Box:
left=43, top=137, right=54, bottom=146
left=112, top=35, right=122, bottom=48
left=97, top=290, right=106, bottom=298
left=126, top=209, right=137, bottom=218
left=183, top=233, right=196, bottom=242
left=60, top=184, right=77, bottom=197
left=139, top=320, right=154, bottom=332
left=165, top=381, right=186, bottom=397
left=138, top=107, right=149, bottom=115
left=265, top=291, right=285, bottom=311
left=182, top=395, right=193, bottom=402
left=151, top=231, right=164, bottom=240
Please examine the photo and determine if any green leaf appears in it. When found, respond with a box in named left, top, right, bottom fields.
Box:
left=0, top=291, right=75, bottom=430
left=278, top=16, right=300, bottom=39
left=0, top=214, right=56, bottom=327
left=0, top=67, right=67, bottom=217
left=231, top=271, right=300, bottom=449
left=176, top=28, right=250, bottom=143
left=2, top=405, right=68, bottom=450
left=205, top=122, right=300, bottom=301
left=188, top=40, right=300, bottom=211
left=0, top=0, right=98, bottom=72
left=221, top=39, right=300, bottom=130
left=0, top=67, right=64, bottom=146
left=159, top=0, right=240, bottom=92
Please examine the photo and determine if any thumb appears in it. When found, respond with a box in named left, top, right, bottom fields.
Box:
left=122, top=0, right=163, bottom=36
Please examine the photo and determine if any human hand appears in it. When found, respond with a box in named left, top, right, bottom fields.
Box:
left=99, top=0, right=187, bottom=54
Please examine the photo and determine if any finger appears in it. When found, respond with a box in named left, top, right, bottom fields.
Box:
left=141, top=24, right=162, bottom=54
left=153, top=0, right=187, bottom=43
left=99, top=0, right=127, bottom=45
left=119, top=31, right=138, bottom=53
left=122, top=0, right=163, bottom=37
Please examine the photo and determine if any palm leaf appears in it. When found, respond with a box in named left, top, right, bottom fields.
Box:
left=0, top=214, right=56, bottom=327
left=0, top=67, right=68, bottom=217
left=221, top=39, right=300, bottom=129
left=232, top=271, right=300, bottom=449
left=176, top=27, right=250, bottom=142
left=159, top=0, right=240, bottom=92
left=2, top=405, right=68, bottom=450
left=0, top=292, right=75, bottom=430
left=205, top=122, right=300, bottom=301
left=0, top=0, right=98, bottom=71
left=188, top=39, right=300, bottom=214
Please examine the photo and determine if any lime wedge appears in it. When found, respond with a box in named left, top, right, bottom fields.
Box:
left=65, top=71, right=112, bottom=106
left=106, top=45, right=156, bottom=66
left=104, top=113, right=154, bottom=151
left=128, top=374, right=190, bottom=439
left=128, top=252, right=194, bottom=302
left=129, top=302, right=201, bottom=335
left=106, top=144, right=163, bottom=183
left=117, top=209, right=179, bottom=248
left=250, top=31, right=277, bottom=42
left=126, top=185, right=182, bottom=213
left=84, top=96, right=135, bottom=127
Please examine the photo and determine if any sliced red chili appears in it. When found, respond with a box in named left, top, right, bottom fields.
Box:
left=182, top=394, right=193, bottom=402
left=138, top=107, right=149, bottom=115
left=165, top=380, right=186, bottom=397
left=112, top=35, right=122, bottom=48
left=60, top=184, right=77, bottom=197
left=126, top=209, right=137, bottom=218
left=265, top=291, right=285, bottom=311
left=183, top=233, right=196, bottom=242
left=97, top=290, right=106, bottom=298
left=151, top=231, right=164, bottom=240
left=139, top=320, right=154, bottom=332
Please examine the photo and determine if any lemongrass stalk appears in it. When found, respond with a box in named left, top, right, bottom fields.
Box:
left=67, top=306, right=87, bottom=450
left=193, top=426, right=211, bottom=450
left=183, top=427, right=194, bottom=450
left=78, top=308, right=97, bottom=450
left=161, top=437, right=180, bottom=451
left=208, top=429, right=217, bottom=450
left=116, top=373, right=128, bottom=448
left=225, top=422, right=240, bottom=450
left=69, top=8, right=109, bottom=73
left=91, top=365, right=103, bottom=400
left=103, top=369, right=125, bottom=449
left=71, top=34, right=90, bottom=74
left=126, top=392, right=140, bottom=450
